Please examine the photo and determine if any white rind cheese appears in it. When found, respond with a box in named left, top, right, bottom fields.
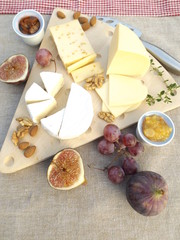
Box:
left=25, top=82, right=52, bottom=104
left=107, top=23, right=150, bottom=77
left=109, top=74, right=148, bottom=106
left=40, top=72, right=64, bottom=97
left=50, top=20, right=96, bottom=69
left=26, top=98, right=57, bottom=123
left=41, top=108, right=65, bottom=138
left=59, top=83, right=94, bottom=139
left=71, top=61, right=104, bottom=83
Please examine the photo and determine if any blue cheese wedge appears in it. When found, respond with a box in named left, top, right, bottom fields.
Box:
left=59, top=83, right=94, bottom=139
left=41, top=108, right=65, bottom=138
left=50, top=20, right=96, bottom=70
left=25, top=82, right=52, bottom=104
left=40, top=72, right=64, bottom=97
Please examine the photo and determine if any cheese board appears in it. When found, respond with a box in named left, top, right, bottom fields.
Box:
left=0, top=8, right=180, bottom=173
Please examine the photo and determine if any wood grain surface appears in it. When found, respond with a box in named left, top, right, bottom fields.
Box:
left=0, top=8, right=180, bottom=173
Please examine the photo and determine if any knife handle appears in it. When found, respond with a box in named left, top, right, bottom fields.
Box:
left=142, top=40, right=180, bottom=75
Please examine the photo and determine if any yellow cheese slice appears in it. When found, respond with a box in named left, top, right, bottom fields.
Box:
left=107, top=24, right=150, bottom=77
left=109, top=74, right=148, bottom=106
left=50, top=20, right=96, bottom=68
left=67, top=53, right=97, bottom=74
left=102, top=101, right=141, bottom=115
left=71, top=61, right=104, bottom=82
left=96, top=81, right=130, bottom=117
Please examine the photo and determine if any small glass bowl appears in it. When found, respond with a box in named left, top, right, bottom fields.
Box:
left=136, top=111, right=175, bottom=147
left=12, top=9, right=45, bottom=46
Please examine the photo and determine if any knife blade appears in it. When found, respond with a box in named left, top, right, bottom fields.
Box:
left=97, top=16, right=180, bottom=75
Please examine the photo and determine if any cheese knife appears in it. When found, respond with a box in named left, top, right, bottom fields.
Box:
left=97, top=16, right=180, bottom=75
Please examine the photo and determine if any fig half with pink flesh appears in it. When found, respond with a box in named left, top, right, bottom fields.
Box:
left=47, top=149, right=85, bottom=190
left=0, top=54, right=29, bottom=84
left=126, top=171, right=168, bottom=216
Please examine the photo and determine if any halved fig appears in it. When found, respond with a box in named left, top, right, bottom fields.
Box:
left=47, top=149, right=85, bottom=190
left=0, top=54, right=29, bottom=84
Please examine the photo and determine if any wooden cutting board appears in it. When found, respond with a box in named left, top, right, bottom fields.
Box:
left=0, top=8, right=180, bottom=173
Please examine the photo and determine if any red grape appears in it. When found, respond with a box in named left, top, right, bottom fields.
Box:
left=98, top=138, right=115, bottom=155
left=122, top=133, right=137, bottom=147
left=103, top=124, right=121, bottom=143
left=108, top=166, right=125, bottom=184
left=122, top=157, right=138, bottom=175
left=127, top=141, right=144, bottom=156
left=36, top=48, right=53, bottom=67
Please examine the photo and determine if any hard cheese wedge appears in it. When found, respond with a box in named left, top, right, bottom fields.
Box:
left=71, top=61, right=104, bottom=83
left=50, top=20, right=96, bottom=69
left=107, top=23, right=150, bottom=77
left=25, top=82, right=52, bottom=104
left=27, top=98, right=57, bottom=123
left=67, top=53, right=97, bottom=74
left=102, top=101, right=142, bottom=115
left=59, top=83, right=94, bottom=139
left=40, top=72, right=64, bottom=97
left=41, top=108, right=65, bottom=138
left=109, top=74, right=148, bottom=106
left=96, top=81, right=130, bottom=117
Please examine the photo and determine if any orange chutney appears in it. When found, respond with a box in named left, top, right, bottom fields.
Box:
left=142, top=115, right=172, bottom=142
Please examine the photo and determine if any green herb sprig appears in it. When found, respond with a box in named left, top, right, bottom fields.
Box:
left=146, top=59, right=180, bottom=106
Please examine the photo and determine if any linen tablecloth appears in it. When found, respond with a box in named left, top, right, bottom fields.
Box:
left=0, top=0, right=180, bottom=16
left=0, top=2, right=180, bottom=240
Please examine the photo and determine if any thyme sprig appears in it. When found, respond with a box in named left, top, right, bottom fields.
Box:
left=146, top=59, right=180, bottom=106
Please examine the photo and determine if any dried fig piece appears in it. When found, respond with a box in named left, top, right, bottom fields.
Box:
left=0, top=54, right=29, bottom=84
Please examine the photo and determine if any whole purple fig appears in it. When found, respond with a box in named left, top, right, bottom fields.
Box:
left=126, top=171, right=168, bottom=216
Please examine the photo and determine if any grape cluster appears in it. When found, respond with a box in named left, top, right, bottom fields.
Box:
left=97, top=124, right=144, bottom=184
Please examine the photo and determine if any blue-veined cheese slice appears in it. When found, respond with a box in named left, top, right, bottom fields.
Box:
left=59, top=83, right=94, bottom=139
left=41, top=108, right=65, bottom=138
left=107, top=24, right=150, bottom=77
left=25, top=82, right=52, bottom=104
left=26, top=98, right=57, bottom=123
left=40, top=72, right=64, bottom=97
left=109, top=74, right=148, bottom=106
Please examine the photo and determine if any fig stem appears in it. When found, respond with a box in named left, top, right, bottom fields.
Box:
left=155, top=189, right=165, bottom=196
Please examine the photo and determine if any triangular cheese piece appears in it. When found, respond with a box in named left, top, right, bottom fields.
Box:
left=96, top=81, right=130, bottom=117
left=109, top=75, right=148, bottom=106
left=25, top=82, right=52, bottom=104
left=107, top=23, right=150, bottom=77
left=41, top=108, right=65, bottom=138
left=27, top=98, right=57, bottom=123
left=40, top=72, right=64, bottom=97
left=59, top=83, right=94, bottom=139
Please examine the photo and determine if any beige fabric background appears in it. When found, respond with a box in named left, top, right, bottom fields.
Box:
left=0, top=14, right=180, bottom=240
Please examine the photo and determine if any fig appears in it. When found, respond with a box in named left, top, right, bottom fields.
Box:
left=47, top=149, right=85, bottom=190
left=0, top=54, right=29, bottom=84
left=126, top=171, right=168, bottom=216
